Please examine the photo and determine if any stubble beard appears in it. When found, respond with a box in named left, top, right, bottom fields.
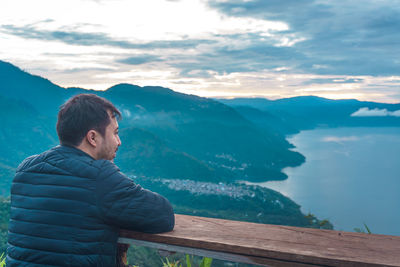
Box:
left=97, top=145, right=117, bottom=161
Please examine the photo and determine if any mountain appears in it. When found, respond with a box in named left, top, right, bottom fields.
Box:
left=2, top=60, right=398, bottom=192
left=230, top=105, right=300, bottom=135
left=99, top=83, right=304, bottom=182
left=218, top=96, right=400, bottom=133
left=0, top=93, right=58, bottom=194
left=0, top=61, right=67, bottom=114
left=116, top=127, right=216, bottom=180
left=0, top=60, right=304, bottom=192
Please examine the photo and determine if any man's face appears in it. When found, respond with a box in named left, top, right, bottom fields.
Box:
left=96, top=112, right=121, bottom=161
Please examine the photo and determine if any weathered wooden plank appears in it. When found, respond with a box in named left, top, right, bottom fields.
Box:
left=119, top=214, right=400, bottom=267
left=118, top=238, right=318, bottom=266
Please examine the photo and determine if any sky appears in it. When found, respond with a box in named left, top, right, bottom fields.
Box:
left=1, top=0, right=399, bottom=103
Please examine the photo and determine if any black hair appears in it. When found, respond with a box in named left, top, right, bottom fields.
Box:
left=56, top=94, right=121, bottom=147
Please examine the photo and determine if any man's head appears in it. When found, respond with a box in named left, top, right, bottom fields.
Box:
left=56, top=94, right=122, bottom=160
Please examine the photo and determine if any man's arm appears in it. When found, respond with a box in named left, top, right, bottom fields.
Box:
left=95, top=161, right=174, bottom=233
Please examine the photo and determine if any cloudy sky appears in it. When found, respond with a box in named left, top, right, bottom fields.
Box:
left=1, top=0, right=399, bottom=103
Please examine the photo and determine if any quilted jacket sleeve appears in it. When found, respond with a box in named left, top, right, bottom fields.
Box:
left=95, top=160, right=175, bottom=233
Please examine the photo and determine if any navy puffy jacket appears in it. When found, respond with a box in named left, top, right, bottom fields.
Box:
left=7, top=145, right=175, bottom=266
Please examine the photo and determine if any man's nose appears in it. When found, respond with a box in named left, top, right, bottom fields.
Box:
left=117, top=135, right=122, bottom=146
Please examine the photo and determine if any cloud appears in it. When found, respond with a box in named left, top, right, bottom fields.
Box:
left=301, top=78, right=364, bottom=86
left=61, top=67, right=115, bottom=73
left=322, top=136, right=359, bottom=143
left=122, top=109, right=131, bottom=118
left=166, top=32, right=306, bottom=77
left=1, top=0, right=400, bottom=103
left=0, top=24, right=215, bottom=49
left=351, top=107, right=400, bottom=117
left=207, top=0, right=400, bottom=76
left=118, top=55, right=163, bottom=65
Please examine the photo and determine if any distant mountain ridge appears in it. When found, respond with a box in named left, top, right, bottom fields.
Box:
left=218, top=96, right=400, bottom=134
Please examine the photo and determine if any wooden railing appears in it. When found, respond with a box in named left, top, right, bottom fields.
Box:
left=118, top=214, right=400, bottom=267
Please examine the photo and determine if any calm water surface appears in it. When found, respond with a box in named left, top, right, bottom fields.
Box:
left=251, top=127, right=400, bottom=236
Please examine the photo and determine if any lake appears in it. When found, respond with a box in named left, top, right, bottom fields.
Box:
left=248, top=127, right=400, bottom=236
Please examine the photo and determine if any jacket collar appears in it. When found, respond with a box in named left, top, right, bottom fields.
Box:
left=54, top=145, right=96, bottom=160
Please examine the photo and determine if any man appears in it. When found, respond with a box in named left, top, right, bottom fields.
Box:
left=7, top=94, right=175, bottom=266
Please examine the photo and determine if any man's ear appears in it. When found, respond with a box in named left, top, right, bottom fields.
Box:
left=86, top=130, right=98, bottom=147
